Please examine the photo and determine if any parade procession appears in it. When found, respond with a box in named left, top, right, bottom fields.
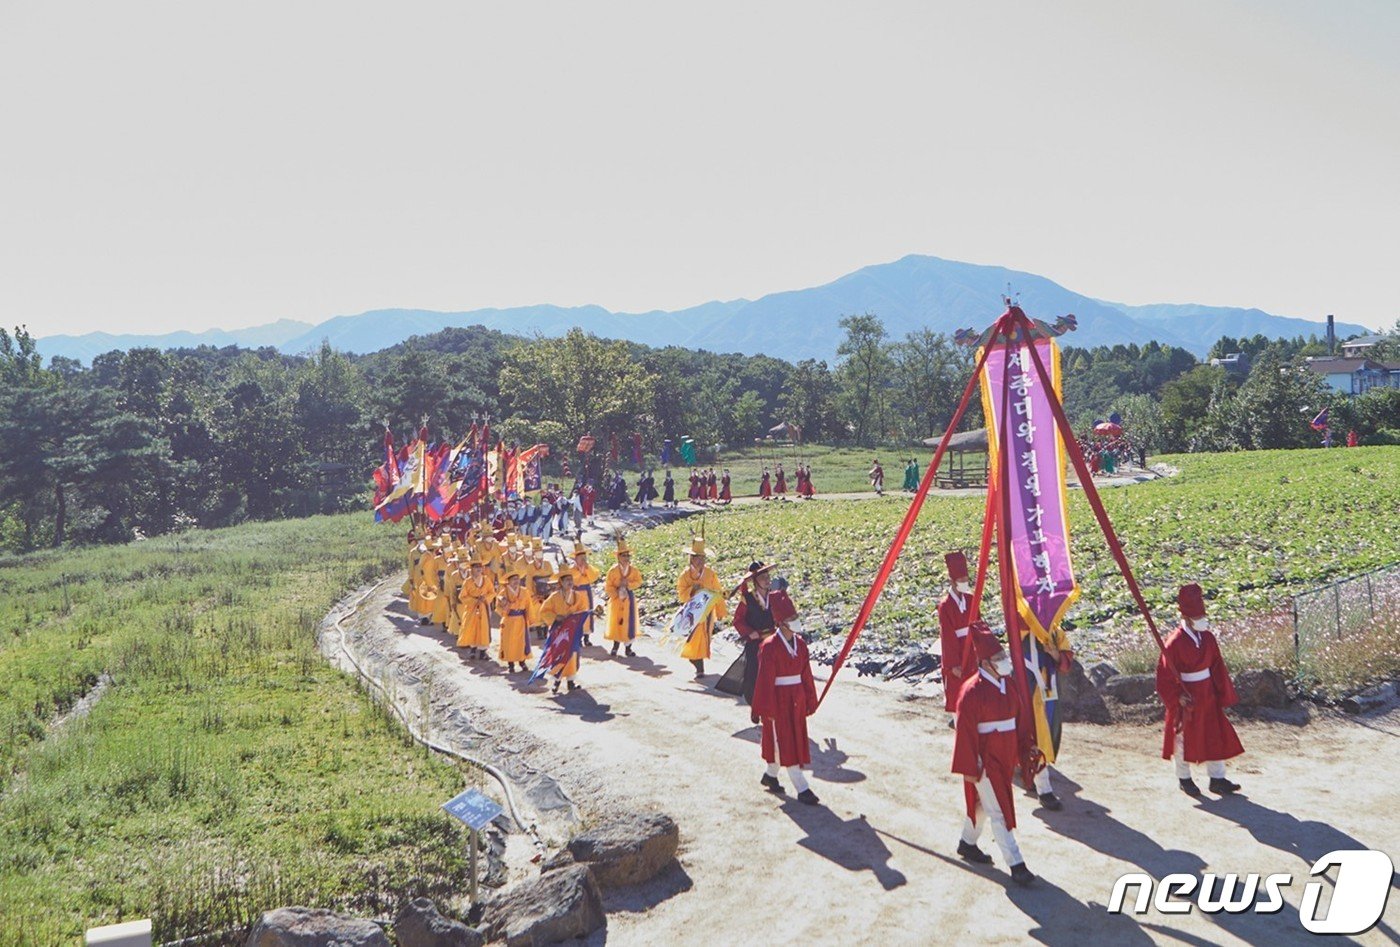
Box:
left=368, top=303, right=1265, bottom=894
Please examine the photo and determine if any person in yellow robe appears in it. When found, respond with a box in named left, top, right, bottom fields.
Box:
left=495, top=566, right=533, bottom=672
left=569, top=541, right=602, bottom=648
left=456, top=555, right=497, bottom=659
left=407, top=536, right=430, bottom=614
left=444, top=553, right=467, bottom=638
left=1019, top=615, right=1073, bottom=810
left=676, top=537, right=728, bottom=678
left=402, top=530, right=421, bottom=598
left=538, top=564, right=590, bottom=694
left=527, top=540, right=555, bottom=638
left=430, top=547, right=456, bottom=628
left=604, top=536, right=643, bottom=657
left=414, top=538, right=447, bottom=622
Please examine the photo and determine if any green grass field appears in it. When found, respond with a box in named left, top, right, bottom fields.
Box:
left=628, top=447, right=1400, bottom=695
left=0, top=516, right=473, bottom=945
left=699, top=443, right=977, bottom=495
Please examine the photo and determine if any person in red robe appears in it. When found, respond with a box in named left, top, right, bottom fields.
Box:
left=938, top=551, right=976, bottom=717
left=719, top=469, right=732, bottom=504
left=774, top=464, right=787, bottom=497
left=952, top=629, right=1036, bottom=886
left=801, top=464, right=816, bottom=498
left=688, top=469, right=701, bottom=503
left=750, top=610, right=820, bottom=805
left=759, top=468, right=772, bottom=499
left=707, top=469, right=719, bottom=501
left=1157, top=583, right=1244, bottom=796
left=580, top=482, right=596, bottom=520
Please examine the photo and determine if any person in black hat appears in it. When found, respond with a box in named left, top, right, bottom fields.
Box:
left=732, top=561, right=798, bottom=705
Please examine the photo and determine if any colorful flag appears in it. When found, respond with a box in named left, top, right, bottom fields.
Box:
left=375, top=438, right=424, bottom=523
left=661, top=438, right=673, bottom=465
left=1310, top=407, right=1330, bottom=431
left=679, top=437, right=696, bottom=465
left=980, top=335, right=1080, bottom=640
left=512, top=443, right=549, bottom=495
left=528, top=612, right=587, bottom=683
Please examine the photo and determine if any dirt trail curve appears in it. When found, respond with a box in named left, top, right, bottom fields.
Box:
left=330, top=571, right=1400, bottom=946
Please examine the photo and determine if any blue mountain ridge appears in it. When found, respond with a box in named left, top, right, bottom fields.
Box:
left=34, top=256, right=1372, bottom=363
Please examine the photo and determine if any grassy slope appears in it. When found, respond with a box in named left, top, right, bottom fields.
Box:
left=0, top=516, right=471, bottom=945
left=627, top=447, right=1400, bottom=692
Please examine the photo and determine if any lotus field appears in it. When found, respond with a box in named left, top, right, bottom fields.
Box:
left=626, top=447, right=1400, bottom=695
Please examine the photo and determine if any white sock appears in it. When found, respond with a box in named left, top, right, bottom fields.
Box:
left=1034, top=767, right=1053, bottom=795
left=765, top=762, right=780, bottom=778
left=1206, top=760, right=1226, bottom=780
left=787, top=766, right=810, bottom=794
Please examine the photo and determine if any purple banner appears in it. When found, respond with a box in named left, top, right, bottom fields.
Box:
left=980, top=338, right=1080, bottom=637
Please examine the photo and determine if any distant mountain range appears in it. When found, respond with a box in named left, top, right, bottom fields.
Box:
left=35, top=255, right=1374, bottom=364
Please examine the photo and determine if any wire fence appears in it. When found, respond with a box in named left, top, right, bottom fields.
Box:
left=1291, top=563, right=1400, bottom=677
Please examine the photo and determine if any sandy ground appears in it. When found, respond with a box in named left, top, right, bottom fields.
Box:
left=330, top=575, right=1400, bottom=947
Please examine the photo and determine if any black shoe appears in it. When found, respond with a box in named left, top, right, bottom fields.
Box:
left=760, top=774, right=784, bottom=794
left=625, top=646, right=635, bottom=657
left=567, top=679, right=578, bottom=692
left=583, top=636, right=592, bottom=648
left=796, top=789, right=821, bottom=806
left=692, top=660, right=705, bottom=678
left=1209, top=777, right=1241, bottom=795
left=611, top=643, right=619, bottom=655
left=551, top=679, right=561, bottom=694
left=1179, top=778, right=1201, bottom=797
left=957, top=841, right=993, bottom=865
left=1010, top=863, right=1036, bottom=886
left=1038, top=792, right=1063, bottom=811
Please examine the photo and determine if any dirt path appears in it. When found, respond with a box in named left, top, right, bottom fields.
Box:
left=336, top=579, right=1400, bottom=947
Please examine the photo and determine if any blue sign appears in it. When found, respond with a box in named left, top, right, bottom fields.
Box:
left=442, top=788, right=504, bottom=831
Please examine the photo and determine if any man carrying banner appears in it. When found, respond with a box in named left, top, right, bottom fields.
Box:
left=1157, top=583, right=1244, bottom=797
left=570, top=541, right=602, bottom=648
left=604, top=536, right=643, bottom=657
left=677, top=537, right=728, bottom=678
left=938, top=551, right=976, bottom=723
left=1018, top=614, right=1071, bottom=809
left=750, top=604, right=820, bottom=805
left=952, top=628, right=1036, bottom=886
left=536, top=564, right=589, bottom=694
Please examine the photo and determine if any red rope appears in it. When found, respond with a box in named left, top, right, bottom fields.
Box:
left=815, top=331, right=998, bottom=709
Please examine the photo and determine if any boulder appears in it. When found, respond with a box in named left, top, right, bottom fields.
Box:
left=245, top=907, right=389, bottom=947
left=1101, top=673, right=1159, bottom=706
left=538, top=848, right=577, bottom=874
left=480, top=864, right=605, bottom=946
left=565, top=812, right=680, bottom=889
left=1342, top=680, right=1398, bottom=715
left=1088, top=661, right=1119, bottom=690
left=394, top=898, right=483, bottom=947
left=1232, top=669, right=1291, bottom=709
left=1058, top=660, right=1112, bottom=724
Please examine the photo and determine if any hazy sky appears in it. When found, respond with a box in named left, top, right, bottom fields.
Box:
left=2, top=1, right=1396, bottom=338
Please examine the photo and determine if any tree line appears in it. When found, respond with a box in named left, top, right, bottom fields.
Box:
left=0, top=315, right=1395, bottom=552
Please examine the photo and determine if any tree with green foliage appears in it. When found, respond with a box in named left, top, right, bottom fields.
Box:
left=836, top=313, right=891, bottom=445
